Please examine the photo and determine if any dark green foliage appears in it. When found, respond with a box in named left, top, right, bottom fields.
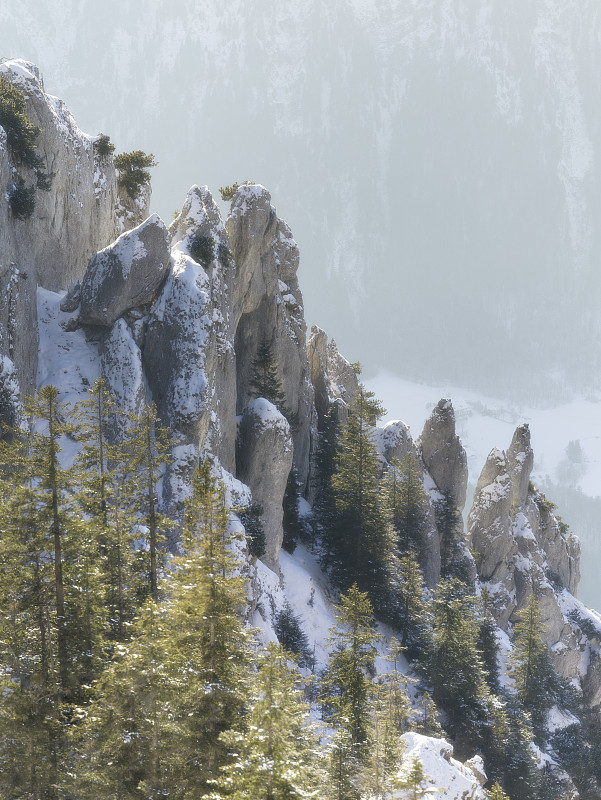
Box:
left=395, top=548, right=430, bottom=660
left=282, top=465, right=303, bottom=554
left=8, top=176, right=35, bottom=219
left=189, top=232, right=215, bottom=266
left=0, top=75, right=42, bottom=169
left=94, top=133, right=114, bottom=156
left=321, top=585, right=377, bottom=784
left=326, top=386, right=398, bottom=618
left=113, top=149, right=157, bottom=198
left=312, top=404, right=341, bottom=556
left=217, top=239, right=232, bottom=266
left=249, top=338, right=287, bottom=411
left=238, top=501, right=266, bottom=558
left=274, top=600, right=313, bottom=668
left=424, top=578, right=492, bottom=751
left=478, top=590, right=501, bottom=694
left=435, top=491, right=473, bottom=582
left=568, top=608, right=601, bottom=641
left=219, top=182, right=240, bottom=201
left=510, top=593, right=560, bottom=742
left=381, top=454, right=429, bottom=557
left=551, top=724, right=598, bottom=797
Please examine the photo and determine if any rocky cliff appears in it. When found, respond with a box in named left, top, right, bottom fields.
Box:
left=2, top=64, right=601, bottom=780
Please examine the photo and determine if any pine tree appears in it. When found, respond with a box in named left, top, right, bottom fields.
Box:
left=477, top=589, right=501, bottom=694
left=249, top=338, right=286, bottom=411
left=206, top=642, right=324, bottom=800
left=71, top=463, right=251, bottom=798
left=434, top=490, right=471, bottom=582
left=321, top=584, right=377, bottom=799
left=312, top=403, right=341, bottom=560
left=274, top=600, right=313, bottom=668
left=282, top=464, right=303, bottom=553
left=485, top=782, right=510, bottom=800
left=509, top=592, right=558, bottom=740
left=425, top=578, right=491, bottom=751
left=327, top=385, right=398, bottom=614
left=397, top=757, right=437, bottom=799
left=382, top=454, right=429, bottom=556
left=396, top=548, right=430, bottom=660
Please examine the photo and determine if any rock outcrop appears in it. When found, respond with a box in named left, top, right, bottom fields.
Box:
left=100, top=319, right=148, bottom=437
left=237, top=399, right=294, bottom=572
left=467, top=424, right=589, bottom=684
left=418, top=399, right=468, bottom=513
left=227, top=184, right=315, bottom=488
left=307, top=325, right=359, bottom=423
left=0, top=60, right=136, bottom=400
left=80, top=214, right=170, bottom=327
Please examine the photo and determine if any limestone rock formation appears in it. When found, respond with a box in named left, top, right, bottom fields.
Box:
left=376, top=419, right=420, bottom=465
left=307, top=325, right=359, bottom=422
left=143, top=186, right=237, bottom=470
left=0, top=60, right=131, bottom=399
left=418, top=399, right=468, bottom=513
left=467, top=424, right=591, bottom=685
left=227, top=184, right=315, bottom=487
left=100, top=319, right=148, bottom=438
left=80, top=214, right=170, bottom=327
left=237, top=399, right=294, bottom=572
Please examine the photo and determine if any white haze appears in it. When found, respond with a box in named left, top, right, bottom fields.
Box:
left=2, top=0, right=601, bottom=603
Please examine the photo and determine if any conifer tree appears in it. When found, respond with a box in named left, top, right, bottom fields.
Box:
left=509, top=592, right=558, bottom=740
left=477, top=589, right=501, bottom=694
left=249, top=337, right=287, bottom=411
left=396, top=548, right=430, bottom=660
left=397, top=757, right=437, bottom=799
left=425, top=578, right=491, bottom=750
left=382, top=453, right=429, bottom=556
left=327, top=386, right=398, bottom=613
left=71, top=463, right=251, bottom=798
left=485, top=782, right=511, bottom=800
left=282, top=464, right=303, bottom=553
left=206, top=642, right=324, bottom=800
left=121, top=402, right=171, bottom=601
left=321, top=584, right=377, bottom=798
left=312, top=403, right=341, bottom=560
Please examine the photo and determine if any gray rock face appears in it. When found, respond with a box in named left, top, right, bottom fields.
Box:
left=467, top=425, right=591, bottom=685
left=100, top=319, right=149, bottom=438
left=227, top=184, right=315, bottom=488
left=237, top=399, right=293, bottom=572
left=376, top=419, right=420, bottom=465
left=143, top=186, right=237, bottom=469
left=60, top=281, right=81, bottom=313
left=80, top=214, right=170, bottom=327
left=418, top=399, right=468, bottom=513
left=0, top=61, right=128, bottom=399
left=307, top=325, right=359, bottom=422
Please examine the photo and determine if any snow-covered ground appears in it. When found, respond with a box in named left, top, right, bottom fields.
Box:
left=366, top=372, right=601, bottom=612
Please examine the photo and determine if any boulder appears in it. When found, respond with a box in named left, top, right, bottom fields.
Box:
left=376, top=419, right=419, bottom=465
left=418, top=399, right=468, bottom=513
left=237, top=399, right=294, bottom=572
left=60, top=281, right=81, bottom=313
left=80, top=214, right=170, bottom=327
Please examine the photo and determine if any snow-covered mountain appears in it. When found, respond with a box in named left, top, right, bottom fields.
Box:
left=2, top=1, right=601, bottom=399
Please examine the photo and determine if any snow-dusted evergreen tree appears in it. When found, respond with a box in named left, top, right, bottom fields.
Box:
left=425, top=578, right=491, bottom=752
left=321, top=585, right=378, bottom=797
left=509, top=592, right=558, bottom=740
left=71, top=463, right=251, bottom=798
left=381, top=454, right=429, bottom=557
left=249, top=337, right=286, bottom=411
left=206, top=642, right=324, bottom=800
left=397, top=756, right=437, bottom=799
left=327, top=386, right=398, bottom=615
left=396, top=548, right=430, bottom=660
left=477, top=589, right=501, bottom=694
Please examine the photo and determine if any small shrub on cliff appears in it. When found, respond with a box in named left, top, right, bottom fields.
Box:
left=219, top=182, right=239, bottom=201
left=95, top=133, right=115, bottom=157
left=0, top=75, right=41, bottom=169
left=188, top=232, right=215, bottom=267
left=113, top=149, right=156, bottom=198
left=9, top=177, right=35, bottom=219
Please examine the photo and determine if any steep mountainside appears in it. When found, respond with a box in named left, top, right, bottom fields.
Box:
left=2, top=60, right=601, bottom=798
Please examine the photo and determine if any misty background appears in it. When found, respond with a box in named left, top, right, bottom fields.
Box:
left=2, top=0, right=601, bottom=605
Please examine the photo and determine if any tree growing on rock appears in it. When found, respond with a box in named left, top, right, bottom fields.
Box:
left=114, top=150, right=157, bottom=199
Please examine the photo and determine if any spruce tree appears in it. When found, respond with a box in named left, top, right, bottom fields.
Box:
left=509, top=592, right=558, bottom=740
left=282, top=464, right=303, bottom=553
left=396, top=548, right=430, bottom=660
left=397, top=757, right=437, bottom=799
left=327, top=385, right=398, bottom=614
left=321, top=584, right=378, bottom=798
left=477, top=589, right=501, bottom=694
left=382, top=453, right=429, bottom=556
left=425, top=578, right=491, bottom=751
left=312, top=403, right=341, bottom=561
left=207, top=642, right=324, bottom=800
left=249, top=337, right=286, bottom=411
left=71, top=463, right=251, bottom=798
